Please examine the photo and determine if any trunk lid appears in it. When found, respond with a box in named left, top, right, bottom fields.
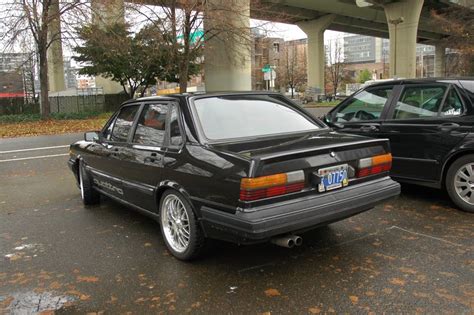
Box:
left=211, top=131, right=390, bottom=177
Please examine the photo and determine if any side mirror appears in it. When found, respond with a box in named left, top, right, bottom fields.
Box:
left=84, top=131, right=99, bottom=142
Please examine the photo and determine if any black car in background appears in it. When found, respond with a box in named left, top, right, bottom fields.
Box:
left=68, top=92, right=400, bottom=260
left=324, top=78, right=474, bottom=213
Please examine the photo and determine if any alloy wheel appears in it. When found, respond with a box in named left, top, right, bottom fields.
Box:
left=79, top=166, right=84, bottom=200
left=161, top=194, right=190, bottom=253
left=454, top=162, right=474, bottom=205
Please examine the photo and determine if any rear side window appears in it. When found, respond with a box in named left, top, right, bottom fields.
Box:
left=133, top=104, right=168, bottom=146
left=441, top=88, right=463, bottom=116
left=332, top=86, right=393, bottom=122
left=392, top=85, right=447, bottom=119
left=193, top=95, right=319, bottom=141
left=110, top=105, right=139, bottom=142
left=169, top=104, right=183, bottom=146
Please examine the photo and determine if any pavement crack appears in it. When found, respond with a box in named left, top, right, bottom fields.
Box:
left=238, top=262, right=275, bottom=273
left=388, top=225, right=465, bottom=247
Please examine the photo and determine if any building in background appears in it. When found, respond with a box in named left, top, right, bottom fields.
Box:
left=0, top=53, right=37, bottom=99
left=343, top=34, right=438, bottom=81
left=251, top=28, right=285, bottom=90
left=343, top=34, right=386, bottom=81
left=0, top=53, right=29, bottom=73
left=0, top=72, right=24, bottom=98
left=63, top=58, right=78, bottom=90
left=416, top=44, right=435, bottom=78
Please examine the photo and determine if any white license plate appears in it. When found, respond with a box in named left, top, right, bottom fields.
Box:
left=317, top=164, right=349, bottom=192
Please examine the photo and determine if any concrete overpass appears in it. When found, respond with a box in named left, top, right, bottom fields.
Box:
left=47, top=0, right=474, bottom=94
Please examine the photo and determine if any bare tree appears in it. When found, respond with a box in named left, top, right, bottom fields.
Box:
left=325, top=38, right=345, bottom=97
left=127, top=0, right=281, bottom=93
left=431, top=6, right=474, bottom=75
left=278, top=41, right=306, bottom=98
left=0, top=0, right=89, bottom=118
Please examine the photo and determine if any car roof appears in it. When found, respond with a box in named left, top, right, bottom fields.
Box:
left=122, top=91, right=284, bottom=105
left=365, top=77, right=474, bottom=88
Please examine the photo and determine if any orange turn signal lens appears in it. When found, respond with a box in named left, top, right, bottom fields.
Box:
left=240, top=171, right=306, bottom=201
left=372, top=153, right=392, bottom=166
left=240, top=173, right=287, bottom=190
left=357, top=153, right=392, bottom=178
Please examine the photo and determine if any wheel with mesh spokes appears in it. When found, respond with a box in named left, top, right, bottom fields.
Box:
left=446, top=155, right=474, bottom=213
left=159, top=190, right=206, bottom=260
left=79, top=160, right=100, bottom=206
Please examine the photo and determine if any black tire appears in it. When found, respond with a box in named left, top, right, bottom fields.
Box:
left=159, top=190, right=206, bottom=260
left=78, top=160, right=100, bottom=206
left=446, top=154, right=474, bottom=213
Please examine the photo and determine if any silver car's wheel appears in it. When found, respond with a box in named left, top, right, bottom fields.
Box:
left=161, top=194, right=191, bottom=253
left=454, top=163, right=474, bottom=205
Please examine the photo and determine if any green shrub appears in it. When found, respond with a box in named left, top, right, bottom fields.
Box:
left=0, top=114, right=41, bottom=123
left=0, top=111, right=113, bottom=123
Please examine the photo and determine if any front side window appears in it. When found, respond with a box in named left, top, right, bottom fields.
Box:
left=193, top=95, right=320, bottom=141
left=110, top=105, right=139, bottom=142
left=102, top=113, right=116, bottom=140
left=332, top=87, right=393, bottom=122
left=133, top=104, right=168, bottom=146
left=392, top=85, right=447, bottom=119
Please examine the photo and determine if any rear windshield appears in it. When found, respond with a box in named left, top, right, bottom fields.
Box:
left=193, top=95, right=320, bottom=141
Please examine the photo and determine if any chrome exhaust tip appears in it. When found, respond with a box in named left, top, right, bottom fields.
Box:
left=291, top=235, right=303, bottom=246
left=271, top=235, right=295, bottom=248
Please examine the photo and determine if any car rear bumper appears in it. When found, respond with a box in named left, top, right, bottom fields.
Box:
left=200, top=177, right=400, bottom=244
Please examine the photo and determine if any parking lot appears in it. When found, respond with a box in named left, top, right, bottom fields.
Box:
left=0, top=133, right=473, bottom=314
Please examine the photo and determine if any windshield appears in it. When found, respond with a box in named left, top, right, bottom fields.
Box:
left=193, top=95, right=321, bottom=141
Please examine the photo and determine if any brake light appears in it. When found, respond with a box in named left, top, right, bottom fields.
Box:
left=357, top=153, right=392, bottom=177
left=240, top=171, right=305, bottom=201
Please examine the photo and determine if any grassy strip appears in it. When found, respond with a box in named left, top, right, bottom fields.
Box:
left=0, top=115, right=111, bottom=138
left=0, top=111, right=113, bottom=124
left=303, top=101, right=340, bottom=108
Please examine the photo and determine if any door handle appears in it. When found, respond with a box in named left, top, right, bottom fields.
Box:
left=438, top=123, right=460, bottom=132
left=360, top=125, right=379, bottom=132
left=145, top=153, right=161, bottom=164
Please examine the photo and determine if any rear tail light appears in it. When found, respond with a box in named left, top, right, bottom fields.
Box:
left=240, top=171, right=305, bottom=201
left=357, top=153, right=392, bottom=177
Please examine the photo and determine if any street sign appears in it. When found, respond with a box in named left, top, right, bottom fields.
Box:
left=262, top=64, right=272, bottom=73
left=263, top=70, right=276, bottom=81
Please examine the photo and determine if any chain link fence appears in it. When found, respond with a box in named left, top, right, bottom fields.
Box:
left=0, top=90, right=130, bottom=116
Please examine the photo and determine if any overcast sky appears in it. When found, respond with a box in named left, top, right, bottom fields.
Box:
left=255, top=21, right=344, bottom=41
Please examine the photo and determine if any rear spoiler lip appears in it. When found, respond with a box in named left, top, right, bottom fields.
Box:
left=248, top=138, right=390, bottom=177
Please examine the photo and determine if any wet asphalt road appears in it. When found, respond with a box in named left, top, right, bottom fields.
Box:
left=0, top=133, right=473, bottom=314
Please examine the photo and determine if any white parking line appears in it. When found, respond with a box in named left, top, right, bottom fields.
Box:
left=0, top=145, right=69, bottom=154
left=0, top=153, right=69, bottom=163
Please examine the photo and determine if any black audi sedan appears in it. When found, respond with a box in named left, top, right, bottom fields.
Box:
left=324, top=78, right=474, bottom=213
left=68, top=92, right=400, bottom=260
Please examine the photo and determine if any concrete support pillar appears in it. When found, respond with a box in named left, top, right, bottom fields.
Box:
left=47, top=0, right=66, bottom=92
left=297, top=14, right=335, bottom=95
left=204, top=0, right=251, bottom=92
left=384, top=0, right=424, bottom=78
left=92, top=0, right=125, bottom=94
left=435, top=45, right=446, bottom=77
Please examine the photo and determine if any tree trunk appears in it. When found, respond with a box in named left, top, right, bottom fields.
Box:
left=179, top=67, right=188, bottom=93
left=179, top=10, right=192, bottom=93
left=38, top=48, right=50, bottom=119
